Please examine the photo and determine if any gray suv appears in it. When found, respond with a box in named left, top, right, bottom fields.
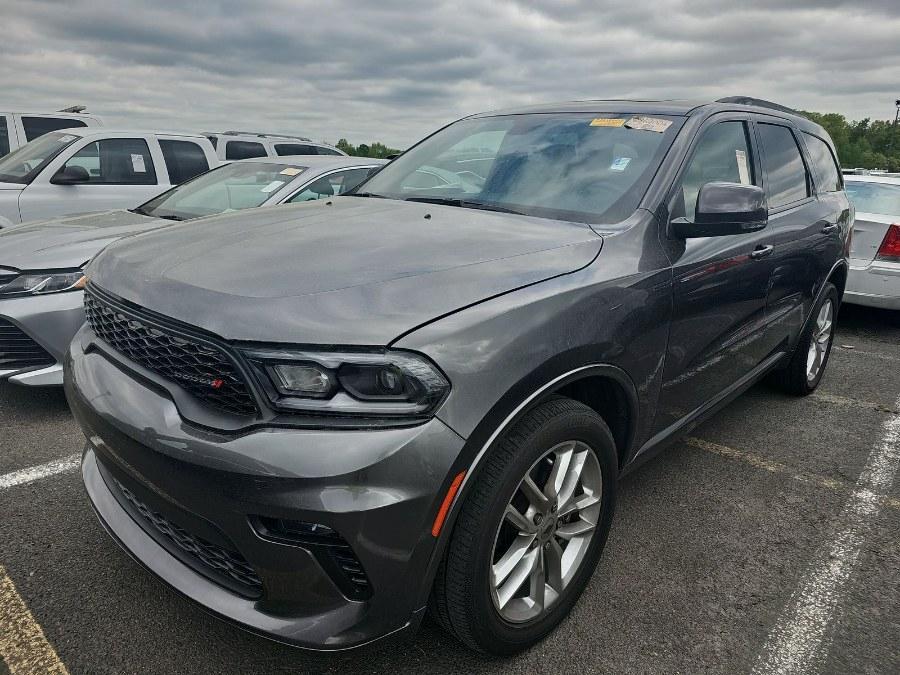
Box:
left=65, top=98, right=851, bottom=655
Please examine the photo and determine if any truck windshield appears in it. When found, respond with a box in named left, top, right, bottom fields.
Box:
left=134, top=161, right=308, bottom=221
left=0, top=132, right=80, bottom=184
left=358, top=112, right=683, bottom=225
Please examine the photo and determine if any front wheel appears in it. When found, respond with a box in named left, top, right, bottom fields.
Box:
left=430, top=398, right=617, bottom=655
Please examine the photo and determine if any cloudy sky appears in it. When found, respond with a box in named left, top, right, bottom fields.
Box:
left=3, top=0, right=900, bottom=148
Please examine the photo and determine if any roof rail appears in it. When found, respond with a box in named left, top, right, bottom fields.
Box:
left=716, top=97, right=800, bottom=115
left=57, top=105, right=87, bottom=114
left=218, top=130, right=313, bottom=142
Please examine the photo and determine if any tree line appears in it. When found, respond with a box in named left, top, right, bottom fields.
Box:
left=801, top=111, right=899, bottom=172
left=334, top=138, right=401, bottom=159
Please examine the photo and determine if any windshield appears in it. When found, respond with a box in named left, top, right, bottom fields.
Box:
left=136, top=162, right=307, bottom=220
left=359, top=113, right=682, bottom=224
left=845, top=180, right=900, bottom=217
left=0, top=131, right=80, bottom=184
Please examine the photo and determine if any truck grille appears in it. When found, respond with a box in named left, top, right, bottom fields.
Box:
left=84, top=289, right=257, bottom=416
left=0, top=319, right=54, bottom=371
left=113, top=478, right=263, bottom=597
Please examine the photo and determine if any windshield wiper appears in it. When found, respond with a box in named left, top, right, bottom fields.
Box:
left=404, top=196, right=527, bottom=216
left=349, top=191, right=387, bottom=199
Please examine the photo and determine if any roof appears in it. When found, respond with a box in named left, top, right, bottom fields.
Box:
left=843, top=174, right=900, bottom=185
left=472, top=96, right=821, bottom=132
left=64, top=128, right=210, bottom=139
left=233, top=155, right=387, bottom=169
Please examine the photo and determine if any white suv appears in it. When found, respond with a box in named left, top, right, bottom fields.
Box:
left=205, top=131, right=346, bottom=161
left=0, top=128, right=217, bottom=225
left=0, top=108, right=104, bottom=158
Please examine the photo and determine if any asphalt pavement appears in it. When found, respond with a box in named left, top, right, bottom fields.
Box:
left=1, top=303, right=898, bottom=674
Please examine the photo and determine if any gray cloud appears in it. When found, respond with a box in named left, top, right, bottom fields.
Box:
left=2, top=0, right=899, bottom=148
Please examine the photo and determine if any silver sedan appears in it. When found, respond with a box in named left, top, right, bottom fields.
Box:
left=844, top=175, right=900, bottom=310
left=0, top=155, right=387, bottom=386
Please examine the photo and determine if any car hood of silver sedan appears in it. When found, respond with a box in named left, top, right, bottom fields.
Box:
left=0, top=210, right=163, bottom=270
left=89, top=197, right=604, bottom=345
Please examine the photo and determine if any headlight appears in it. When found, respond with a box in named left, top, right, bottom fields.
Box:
left=0, top=269, right=87, bottom=298
left=242, top=347, right=450, bottom=418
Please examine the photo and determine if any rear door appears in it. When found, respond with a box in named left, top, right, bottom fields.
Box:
left=654, top=115, right=775, bottom=432
left=19, top=136, right=165, bottom=222
left=753, top=119, right=846, bottom=352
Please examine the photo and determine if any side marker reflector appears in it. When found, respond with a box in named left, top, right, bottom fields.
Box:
left=431, top=471, right=466, bottom=537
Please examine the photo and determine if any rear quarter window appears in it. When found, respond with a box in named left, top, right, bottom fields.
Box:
left=802, top=133, right=842, bottom=193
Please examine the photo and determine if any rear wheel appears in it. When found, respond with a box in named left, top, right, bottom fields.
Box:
left=772, top=282, right=838, bottom=395
left=430, top=398, right=617, bottom=655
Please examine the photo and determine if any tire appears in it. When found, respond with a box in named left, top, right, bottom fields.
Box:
left=430, top=398, right=617, bottom=655
left=771, top=282, right=839, bottom=396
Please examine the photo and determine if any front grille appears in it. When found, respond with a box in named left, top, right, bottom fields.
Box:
left=84, top=290, right=257, bottom=416
left=0, top=319, right=54, bottom=370
left=113, top=478, right=263, bottom=597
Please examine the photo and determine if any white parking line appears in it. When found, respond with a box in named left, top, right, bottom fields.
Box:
left=0, top=455, right=80, bottom=491
left=753, top=394, right=900, bottom=675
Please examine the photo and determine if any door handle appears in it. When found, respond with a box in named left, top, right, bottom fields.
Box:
left=750, top=245, right=774, bottom=260
left=821, top=223, right=839, bottom=234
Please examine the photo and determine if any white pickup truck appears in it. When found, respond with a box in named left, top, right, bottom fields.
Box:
left=0, top=128, right=218, bottom=225
left=1, top=109, right=104, bottom=158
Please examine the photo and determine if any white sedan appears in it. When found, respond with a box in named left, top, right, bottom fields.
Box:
left=844, top=175, right=900, bottom=310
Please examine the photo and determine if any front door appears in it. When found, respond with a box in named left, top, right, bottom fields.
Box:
left=654, top=117, right=775, bottom=432
left=19, top=137, right=165, bottom=222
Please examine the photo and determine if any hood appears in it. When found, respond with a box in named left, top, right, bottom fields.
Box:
left=90, top=197, right=603, bottom=345
left=0, top=210, right=163, bottom=270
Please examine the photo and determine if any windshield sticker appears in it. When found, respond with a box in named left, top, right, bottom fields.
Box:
left=590, top=118, right=625, bottom=127
left=610, top=157, right=632, bottom=172
left=280, top=167, right=302, bottom=176
left=260, top=180, right=285, bottom=193
left=131, top=154, right=146, bottom=173
left=735, top=149, right=751, bottom=185
left=624, top=116, right=672, bottom=133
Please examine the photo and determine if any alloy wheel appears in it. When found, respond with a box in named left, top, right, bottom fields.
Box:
left=806, top=298, right=834, bottom=382
left=489, top=440, right=602, bottom=623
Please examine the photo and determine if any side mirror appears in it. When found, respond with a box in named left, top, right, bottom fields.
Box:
left=51, top=165, right=91, bottom=185
left=672, top=182, right=767, bottom=238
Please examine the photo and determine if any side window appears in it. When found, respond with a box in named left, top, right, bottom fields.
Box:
left=22, top=116, right=87, bottom=141
left=757, top=123, right=810, bottom=208
left=159, top=140, right=210, bottom=184
left=286, top=169, right=369, bottom=203
left=316, top=147, right=342, bottom=156
left=802, top=133, right=842, bottom=193
left=206, top=135, right=218, bottom=149
left=274, top=143, right=318, bottom=156
left=677, top=121, right=755, bottom=221
left=64, top=138, right=157, bottom=185
left=0, top=117, right=9, bottom=157
left=225, top=141, right=266, bottom=160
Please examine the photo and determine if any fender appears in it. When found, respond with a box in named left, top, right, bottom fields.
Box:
left=415, top=357, right=639, bottom=609
left=795, top=257, right=848, bottom=348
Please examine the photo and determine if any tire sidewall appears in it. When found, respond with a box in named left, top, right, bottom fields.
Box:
left=464, top=403, right=618, bottom=654
left=803, top=284, right=839, bottom=392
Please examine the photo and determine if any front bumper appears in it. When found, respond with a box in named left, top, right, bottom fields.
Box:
left=845, top=260, right=900, bottom=310
left=0, top=290, right=85, bottom=385
left=65, top=327, right=466, bottom=650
